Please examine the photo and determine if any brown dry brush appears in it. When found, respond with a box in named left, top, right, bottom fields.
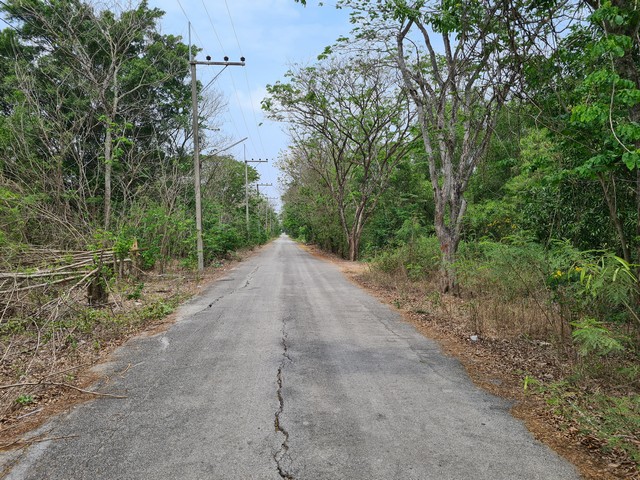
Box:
left=0, top=248, right=136, bottom=422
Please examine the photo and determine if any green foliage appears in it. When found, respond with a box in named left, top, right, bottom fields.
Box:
left=203, top=225, right=243, bottom=260
left=0, top=0, right=195, bottom=249
left=463, top=200, right=518, bottom=241
left=372, top=234, right=441, bottom=281
left=137, top=299, right=175, bottom=320
left=576, top=253, right=638, bottom=319
left=571, top=318, right=627, bottom=358
left=0, top=317, right=29, bottom=337
left=128, top=202, right=195, bottom=269
left=15, top=394, right=34, bottom=405
left=457, top=237, right=549, bottom=301
left=540, top=381, right=640, bottom=464
left=550, top=249, right=640, bottom=326
left=126, top=282, right=144, bottom=300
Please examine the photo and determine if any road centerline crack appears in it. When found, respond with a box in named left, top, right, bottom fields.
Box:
left=274, top=315, right=293, bottom=479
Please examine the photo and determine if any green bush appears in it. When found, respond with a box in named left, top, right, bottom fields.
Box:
left=372, top=235, right=440, bottom=280
left=126, top=203, right=195, bottom=269
left=456, top=237, right=549, bottom=301
left=464, top=200, right=520, bottom=240
left=204, top=225, right=243, bottom=260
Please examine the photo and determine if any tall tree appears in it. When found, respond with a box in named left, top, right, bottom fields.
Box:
left=560, top=1, right=640, bottom=264
left=1, top=0, right=192, bottom=230
left=336, top=0, right=562, bottom=291
left=0, top=0, right=193, bottom=238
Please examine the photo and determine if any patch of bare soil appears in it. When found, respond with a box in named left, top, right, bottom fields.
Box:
left=300, top=243, right=638, bottom=480
left=0, top=246, right=263, bottom=459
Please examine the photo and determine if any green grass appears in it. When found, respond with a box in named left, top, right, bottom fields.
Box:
left=541, top=381, right=640, bottom=464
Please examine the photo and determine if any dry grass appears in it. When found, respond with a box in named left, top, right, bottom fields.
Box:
left=361, top=263, right=570, bottom=341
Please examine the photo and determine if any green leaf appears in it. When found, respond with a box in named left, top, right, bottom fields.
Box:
left=622, top=152, right=640, bottom=170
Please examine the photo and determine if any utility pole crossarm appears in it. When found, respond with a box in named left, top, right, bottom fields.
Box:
left=255, top=183, right=273, bottom=194
left=190, top=60, right=246, bottom=67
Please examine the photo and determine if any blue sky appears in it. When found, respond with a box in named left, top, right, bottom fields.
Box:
left=148, top=0, right=354, bottom=205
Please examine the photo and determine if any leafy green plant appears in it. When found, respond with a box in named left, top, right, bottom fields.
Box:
left=371, top=235, right=440, bottom=281
left=457, top=237, right=549, bottom=301
left=523, top=374, right=540, bottom=393
left=575, top=253, right=639, bottom=325
left=529, top=378, right=640, bottom=465
left=571, top=318, right=626, bottom=358
left=15, top=394, right=34, bottom=405
left=126, top=282, right=144, bottom=300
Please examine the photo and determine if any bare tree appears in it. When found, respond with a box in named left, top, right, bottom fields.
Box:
left=264, top=54, right=415, bottom=260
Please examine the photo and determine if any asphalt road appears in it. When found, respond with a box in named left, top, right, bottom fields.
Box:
left=2, top=235, right=580, bottom=479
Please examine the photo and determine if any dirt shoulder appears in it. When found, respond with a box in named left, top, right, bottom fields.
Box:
left=299, top=243, right=638, bottom=480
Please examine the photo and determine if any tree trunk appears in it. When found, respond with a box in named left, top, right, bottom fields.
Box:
left=103, top=124, right=113, bottom=230
left=598, top=173, right=631, bottom=264
left=348, top=234, right=360, bottom=261
left=346, top=206, right=367, bottom=261
left=436, top=226, right=461, bottom=296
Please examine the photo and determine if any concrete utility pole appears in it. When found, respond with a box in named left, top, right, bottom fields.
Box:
left=244, top=146, right=268, bottom=234
left=255, top=186, right=273, bottom=235
left=190, top=26, right=245, bottom=272
left=266, top=196, right=278, bottom=236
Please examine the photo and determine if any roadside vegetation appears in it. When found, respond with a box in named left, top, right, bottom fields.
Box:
left=275, top=0, right=640, bottom=476
left=0, top=0, right=279, bottom=437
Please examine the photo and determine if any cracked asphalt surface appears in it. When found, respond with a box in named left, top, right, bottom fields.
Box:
left=2, top=235, right=580, bottom=479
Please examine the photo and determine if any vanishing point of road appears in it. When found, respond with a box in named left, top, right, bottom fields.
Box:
left=3, top=235, right=579, bottom=479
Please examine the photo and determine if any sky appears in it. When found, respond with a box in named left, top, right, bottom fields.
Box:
left=147, top=0, right=355, bottom=207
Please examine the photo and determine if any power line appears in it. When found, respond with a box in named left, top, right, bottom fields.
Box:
left=223, top=0, right=268, bottom=158
left=200, top=0, right=225, bottom=56
left=175, top=0, right=204, bottom=47
left=223, top=0, right=242, bottom=54
left=197, top=1, right=244, bottom=147
left=188, top=2, right=270, bottom=163
left=226, top=71, right=256, bottom=156
left=0, top=14, right=20, bottom=33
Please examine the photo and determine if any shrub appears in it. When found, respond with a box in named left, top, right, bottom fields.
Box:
left=457, top=237, right=549, bottom=301
left=572, top=317, right=627, bottom=358
left=371, top=235, right=440, bottom=281
left=204, top=225, right=243, bottom=260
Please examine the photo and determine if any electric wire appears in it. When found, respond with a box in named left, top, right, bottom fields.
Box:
left=222, top=0, right=242, bottom=54
left=197, top=0, right=269, bottom=161
left=223, top=0, right=268, bottom=159
left=175, top=0, right=204, bottom=47
left=171, top=0, right=248, bottom=161
left=197, top=0, right=259, bottom=161
left=200, top=0, right=225, bottom=56
left=196, top=0, right=244, bottom=151
left=2, top=0, right=270, bottom=171
left=0, top=14, right=19, bottom=33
